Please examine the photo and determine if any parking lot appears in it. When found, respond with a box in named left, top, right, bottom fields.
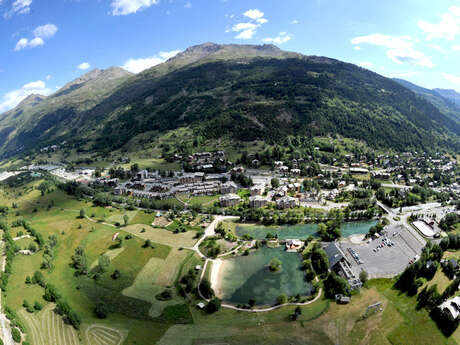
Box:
left=339, top=224, right=426, bottom=278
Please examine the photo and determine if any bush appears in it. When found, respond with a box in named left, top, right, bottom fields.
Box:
left=276, top=294, right=288, bottom=305
left=155, top=289, right=173, bottom=301
left=11, top=328, right=21, bottom=343
left=205, top=298, right=221, bottom=313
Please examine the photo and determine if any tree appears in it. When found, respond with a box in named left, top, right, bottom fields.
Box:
left=206, top=298, right=221, bottom=313
left=143, top=239, right=152, bottom=248
left=271, top=178, right=280, bottom=188
left=34, top=301, right=43, bottom=311
left=276, top=294, right=288, bottom=305
left=323, top=272, right=351, bottom=298
left=269, top=258, right=282, bottom=272
left=111, top=269, right=121, bottom=280
left=28, top=242, right=37, bottom=253
left=94, top=302, right=109, bottom=318
left=123, top=214, right=129, bottom=226
left=11, top=328, right=21, bottom=343
left=79, top=209, right=85, bottom=219
left=44, top=284, right=60, bottom=302
left=199, top=278, right=214, bottom=299
left=248, top=299, right=256, bottom=308
left=359, top=270, right=369, bottom=284
left=310, top=244, right=329, bottom=275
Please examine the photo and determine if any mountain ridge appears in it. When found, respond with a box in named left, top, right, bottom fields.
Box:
left=0, top=42, right=459, bottom=158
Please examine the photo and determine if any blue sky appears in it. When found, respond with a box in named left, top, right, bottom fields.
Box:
left=1, top=0, right=460, bottom=112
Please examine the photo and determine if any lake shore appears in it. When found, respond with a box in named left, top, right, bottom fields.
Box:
left=210, top=258, right=224, bottom=298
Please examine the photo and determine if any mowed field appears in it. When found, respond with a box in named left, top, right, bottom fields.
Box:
left=0, top=183, right=200, bottom=344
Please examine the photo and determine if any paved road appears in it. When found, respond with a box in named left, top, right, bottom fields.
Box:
left=192, top=215, right=239, bottom=258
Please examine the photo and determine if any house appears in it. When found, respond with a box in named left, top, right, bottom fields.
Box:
left=276, top=196, right=298, bottom=209
left=250, top=184, right=265, bottom=196
left=274, top=161, right=284, bottom=168
left=350, top=167, right=369, bottom=174
left=196, top=302, right=206, bottom=309
left=291, top=168, right=301, bottom=176
left=219, top=194, right=241, bottom=207
left=249, top=195, right=268, bottom=208
left=335, top=294, right=350, bottom=304
left=285, top=239, right=303, bottom=251
left=439, top=296, right=460, bottom=319
left=220, top=181, right=238, bottom=194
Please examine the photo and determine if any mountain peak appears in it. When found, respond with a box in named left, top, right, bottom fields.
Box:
left=56, top=66, right=132, bottom=96
left=17, top=93, right=46, bottom=108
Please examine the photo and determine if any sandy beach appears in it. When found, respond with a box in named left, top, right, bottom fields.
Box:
left=210, top=259, right=224, bottom=298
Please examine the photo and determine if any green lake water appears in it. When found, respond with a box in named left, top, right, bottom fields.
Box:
left=219, top=246, right=311, bottom=306
left=235, top=219, right=378, bottom=240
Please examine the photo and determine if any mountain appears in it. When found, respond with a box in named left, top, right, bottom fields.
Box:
left=393, top=78, right=460, bottom=124
left=433, top=88, right=460, bottom=106
left=0, top=43, right=459, bottom=158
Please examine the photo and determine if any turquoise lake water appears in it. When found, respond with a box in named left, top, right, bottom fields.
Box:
left=219, top=246, right=311, bottom=306
left=235, top=219, right=378, bottom=240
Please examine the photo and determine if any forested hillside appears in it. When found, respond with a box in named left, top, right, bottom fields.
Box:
left=0, top=43, right=459, bottom=157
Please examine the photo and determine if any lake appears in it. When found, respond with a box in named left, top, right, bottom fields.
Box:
left=235, top=219, right=378, bottom=240
left=218, top=246, right=311, bottom=306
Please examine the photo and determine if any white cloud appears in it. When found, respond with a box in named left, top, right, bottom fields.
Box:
left=33, top=24, right=58, bottom=39
left=290, top=20, right=299, bottom=24
left=14, top=24, right=58, bottom=51
left=111, top=0, right=159, bottom=16
left=4, top=0, right=32, bottom=18
left=46, top=75, right=52, bottom=81
left=358, top=62, right=373, bottom=68
left=184, top=1, right=191, bottom=8
left=353, top=46, right=361, bottom=51
left=442, top=72, right=460, bottom=85
left=263, top=32, right=292, bottom=44
left=0, top=80, right=52, bottom=113
left=14, top=38, right=29, bottom=51
left=244, top=9, right=263, bottom=20
left=351, top=34, right=434, bottom=68
left=28, top=37, right=44, bottom=48
left=122, top=50, right=181, bottom=73
left=418, top=6, right=460, bottom=41
left=452, top=44, right=460, bottom=51
left=231, top=8, right=268, bottom=40
left=77, top=62, right=91, bottom=70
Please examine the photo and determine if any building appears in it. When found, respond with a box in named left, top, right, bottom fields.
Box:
left=276, top=196, right=298, bottom=209
left=249, top=195, right=268, bottom=208
left=335, top=294, right=350, bottom=304
left=439, top=296, right=460, bottom=319
left=291, top=168, right=301, bottom=176
left=250, top=184, right=265, bottom=196
left=220, top=181, right=238, bottom=194
left=285, top=239, right=303, bottom=251
left=219, top=194, right=241, bottom=207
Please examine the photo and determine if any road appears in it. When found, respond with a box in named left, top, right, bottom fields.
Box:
left=192, top=215, right=239, bottom=258
left=0, top=241, right=14, bottom=345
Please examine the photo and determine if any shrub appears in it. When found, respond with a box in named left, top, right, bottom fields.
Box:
left=11, top=328, right=21, bottom=342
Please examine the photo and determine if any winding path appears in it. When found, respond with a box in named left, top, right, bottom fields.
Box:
left=194, top=217, right=323, bottom=312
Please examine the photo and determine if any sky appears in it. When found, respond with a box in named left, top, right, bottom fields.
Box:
left=2, top=0, right=460, bottom=112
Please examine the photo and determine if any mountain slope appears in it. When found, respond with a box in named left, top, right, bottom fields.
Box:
left=0, top=43, right=459, bottom=157
left=393, top=78, right=460, bottom=124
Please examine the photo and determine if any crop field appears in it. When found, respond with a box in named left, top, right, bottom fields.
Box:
left=85, top=324, right=128, bottom=345
left=19, top=305, right=80, bottom=345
